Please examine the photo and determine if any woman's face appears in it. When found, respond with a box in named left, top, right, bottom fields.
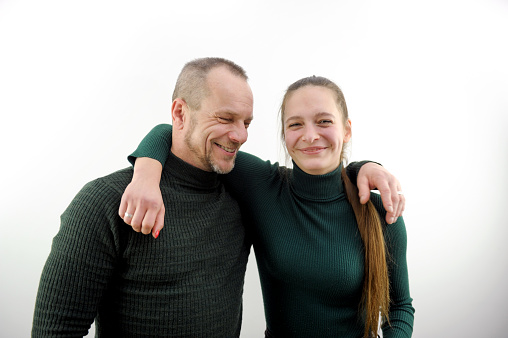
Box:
left=283, top=85, right=351, bottom=175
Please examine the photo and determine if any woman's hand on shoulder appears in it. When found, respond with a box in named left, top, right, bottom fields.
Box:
left=118, top=158, right=165, bottom=238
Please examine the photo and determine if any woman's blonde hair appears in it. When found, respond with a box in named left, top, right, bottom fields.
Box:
left=279, top=76, right=390, bottom=337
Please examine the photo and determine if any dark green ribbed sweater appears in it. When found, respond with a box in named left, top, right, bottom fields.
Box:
left=227, top=153, right=414, bottom=338
left=32, top=152, right=249, bottom=337
left=130, top=124, right=414, bottom=338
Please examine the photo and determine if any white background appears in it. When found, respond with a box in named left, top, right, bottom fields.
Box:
left=1, top=0, right=507, bottom=337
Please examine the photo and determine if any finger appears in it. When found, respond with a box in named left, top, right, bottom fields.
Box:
left=385, top=211, right=396, bottom=225
left=123, top=209, right=135, bottom=226
left=118, top=194, right=128, bottom=219
left=396, top=192, right=405, bottom=218
left=376, top=180, right=394, bottom=218
left=130, top=208, right=144, bottom=232
left=392, top=180, right=404, bottom=218
left=388, top=196, right=399, bottom=224
left=140, top=209, right=158, bottom=235
left=356, top=175, right=372, bottom=205
left=152, top=205, right=165, bottom=239
left=388, top=180, right=400, bottom=223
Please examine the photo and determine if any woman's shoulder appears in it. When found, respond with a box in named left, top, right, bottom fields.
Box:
left=368, top=192, right=385, bottom=216
left=234, top=151, right=289, bottom=180
left=369, top=192, right=405, bottom=228
left=368, top=193, right=407, bottom=256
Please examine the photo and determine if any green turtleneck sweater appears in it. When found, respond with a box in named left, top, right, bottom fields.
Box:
left=129, top=124, right=414, bottom=337
left=32, top=152, right=249, bottom=337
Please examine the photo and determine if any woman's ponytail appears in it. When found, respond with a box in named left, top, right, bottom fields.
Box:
left=341, top=168, right=390, bottom=338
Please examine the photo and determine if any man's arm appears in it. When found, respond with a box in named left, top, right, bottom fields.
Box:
left=32, top=180, right=119, bottom=337
left=118, top=124, right=405, bottom=236
left=347, top=161, right=405, bottom=224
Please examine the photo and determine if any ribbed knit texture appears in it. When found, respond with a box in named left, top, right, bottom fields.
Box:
left=32, top=151, right=249, bottom=337
left=227, top=154, right=415, bottom=338
left=127, top=124, right=415, bottom=337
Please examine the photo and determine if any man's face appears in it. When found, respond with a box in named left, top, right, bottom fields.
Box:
left=183, top=67, right=254, bottom=174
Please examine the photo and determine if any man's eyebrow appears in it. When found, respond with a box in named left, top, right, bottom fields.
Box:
left=216, top=111, right=254, bottom=121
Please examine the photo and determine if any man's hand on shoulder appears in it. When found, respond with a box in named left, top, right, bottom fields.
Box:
left=357, top=162, right=405, bottom=224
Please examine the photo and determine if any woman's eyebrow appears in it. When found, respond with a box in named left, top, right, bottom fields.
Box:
left=285, top=112, right=334, bottom=123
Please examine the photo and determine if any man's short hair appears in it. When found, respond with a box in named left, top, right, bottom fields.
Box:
left=172, top=57, right=248, bottom=111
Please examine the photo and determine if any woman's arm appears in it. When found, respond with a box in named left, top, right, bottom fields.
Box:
left=118, top=123, right=405, bottom=236
left=370, top=194, right=415, bottom=337
left=118, top=124, right=280, bottom=236
left=128, top=124, right=173, bottom=167
left=119, top=124, right=171, bottom=237
left=383, top=216, right=415, bottom=337
left=119, top=157, right=164, bottom=237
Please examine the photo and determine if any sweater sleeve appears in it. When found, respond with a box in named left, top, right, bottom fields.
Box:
left=370, top=194, right=415, bottom=337
left=126, top=124, right=374, bottom=191
left=32, top=180, right=121, bottom=337
left=345, top=160, right=382, bottom=187
left=126, top=123, right=281, bottom=197
left=128, top=124, right=174, bottom=166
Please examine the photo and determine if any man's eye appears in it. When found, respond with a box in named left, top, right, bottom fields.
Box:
left=219, top=117, right=232, bottom=122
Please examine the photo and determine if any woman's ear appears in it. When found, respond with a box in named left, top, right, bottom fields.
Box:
left=344, top=119, right=352, bottom=142
left=171, top=98, right=187, bottom=130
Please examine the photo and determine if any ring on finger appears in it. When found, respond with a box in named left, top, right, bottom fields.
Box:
left=124, top=212, right=133, bottom=218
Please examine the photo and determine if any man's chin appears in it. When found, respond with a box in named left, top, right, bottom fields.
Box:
left=211, top=160, right=235, bottom=175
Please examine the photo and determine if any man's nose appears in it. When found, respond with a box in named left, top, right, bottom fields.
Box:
left=229, top=125, right=248, bottom=144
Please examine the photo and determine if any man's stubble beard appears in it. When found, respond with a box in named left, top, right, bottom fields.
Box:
left=184, top=114, right=236, bottom=175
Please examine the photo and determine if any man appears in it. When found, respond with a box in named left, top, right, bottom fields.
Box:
left=32, top=57, right=403, bottom=337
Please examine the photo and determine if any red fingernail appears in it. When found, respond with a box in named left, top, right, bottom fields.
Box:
left=154, top=230, right=160, bottom=239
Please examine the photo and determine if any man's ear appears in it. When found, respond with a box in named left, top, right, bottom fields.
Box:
left=171, top=98, right=187, bottom=130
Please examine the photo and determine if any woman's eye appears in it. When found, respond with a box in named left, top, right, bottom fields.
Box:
left=288, top=123, right=301, bottom=128
left=318, top=120, right=333, bottom=125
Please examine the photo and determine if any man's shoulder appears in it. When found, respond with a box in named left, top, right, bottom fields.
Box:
left=59, top=167, right=134, bottom=238
left=73, top=167, right=133, bottom=207
left=85, top=167, right=133, bottom=190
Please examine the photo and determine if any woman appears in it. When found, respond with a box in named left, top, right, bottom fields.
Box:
left=124, top=76, right=414, bottom=337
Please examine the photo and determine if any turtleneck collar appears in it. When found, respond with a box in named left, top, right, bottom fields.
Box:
left=161, top=151, right=220, bottom=191
left=289, top=162, right=345, bottom=201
